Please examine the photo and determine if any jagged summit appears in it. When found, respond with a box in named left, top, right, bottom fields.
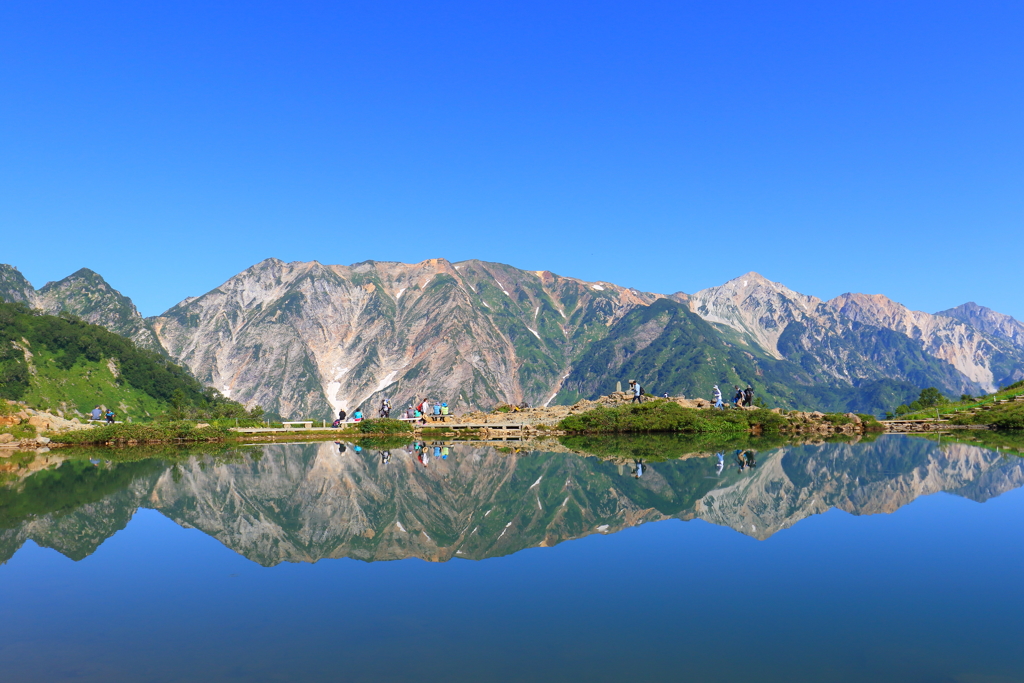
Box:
left=688, top=272, right=823, bottom=359
left=937, top=302, right=1024, bottom=349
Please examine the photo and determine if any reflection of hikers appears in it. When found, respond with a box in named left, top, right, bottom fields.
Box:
left=380, top=450, right=391, bottom=464
left=335, top=442, right=347, bottom=453
left=632, top=459, right=645, bottom=478
left=743, top=386, right=753, bottom=407
left=743, top=450, right=757, bottom=468
left=713, top=385, right=723, bottom=410
left=736, top=450, right=746, bottom=472
left=629, top=380, right=644, bottom=404
left=716, top=452, right=725, bottom=476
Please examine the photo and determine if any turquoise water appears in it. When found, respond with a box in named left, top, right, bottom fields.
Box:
left=1, top=435, right=1022, bottom=682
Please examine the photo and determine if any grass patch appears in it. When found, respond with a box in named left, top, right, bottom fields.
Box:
left=558, top=400, right=789, bottom=434
left=354, top=418, right=413, bottom=434
left=50, top=421, right=230, bottom=445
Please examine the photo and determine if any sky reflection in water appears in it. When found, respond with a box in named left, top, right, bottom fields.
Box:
left=1, top=434, right=1022, bottom=682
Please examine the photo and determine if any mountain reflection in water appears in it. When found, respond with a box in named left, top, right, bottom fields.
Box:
left=2, top=435, right=1022, bottom=567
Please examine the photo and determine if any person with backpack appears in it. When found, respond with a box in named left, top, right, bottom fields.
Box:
left=733, top=386, right=744, bottom=408
left=629, top=380, right=644, bottom=404
left=743, top=385, right=754, bottom=407
left=105, top=409, right=116, bottom=425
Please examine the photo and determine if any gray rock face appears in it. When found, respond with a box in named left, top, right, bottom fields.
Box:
left=690, top=273, right=1024, bottom=393
left=147, top=258, right=661, bottom=418
left=937, top=301, right=1024, bottom=349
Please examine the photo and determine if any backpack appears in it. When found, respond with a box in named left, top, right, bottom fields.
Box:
left=639, top=386, right=645, bottom=396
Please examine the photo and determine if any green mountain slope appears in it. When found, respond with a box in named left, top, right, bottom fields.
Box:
left=0, top=302, right=232, bottom=418
left=558, top=298, right=939, bottom=412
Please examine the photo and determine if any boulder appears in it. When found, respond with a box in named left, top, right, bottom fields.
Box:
left=845, top=413, right=862, bottom=423
left=0, top=433, right=13, bottom=443
left=28, top=415, right=51, bottom=430
left=35, top=436, right=51, bottom=444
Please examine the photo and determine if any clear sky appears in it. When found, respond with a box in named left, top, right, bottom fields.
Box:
left=2, top=1, right=1021, bottom=318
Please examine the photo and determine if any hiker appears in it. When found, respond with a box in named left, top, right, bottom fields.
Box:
left=338, top=408, right=347, bottom=422
left=406, top=405, right=415, bottom=419
left=440, top=403, right=449, bottom=416
left=713, top=385, right=723, bottom=410
left=105, top=409, right=116, bottom=425
left=91, top=406, right=102, bottom=421
left=379, top=398, right=391, bottom=419
left=733, top=386, right=744, bottom=408
left=433, top=403, right=442, bottom=417
left=743, top=386, right=754, bottom=407
left=629, top=380, right=644, bottom=404
left=352, top=409, right=363, bottom=422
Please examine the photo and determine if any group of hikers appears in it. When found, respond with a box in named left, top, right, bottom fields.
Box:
left=331, top=397, right=455, bottom=428
left=90, top=405, right=117, bottom=425
left=627, top=380, right=754, bottom=409
left=712, top=384, right=755, bottom=409
left=404, top=399, right=453, bottom=422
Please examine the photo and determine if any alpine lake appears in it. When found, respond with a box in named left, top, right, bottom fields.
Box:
left=1, top=433, right=1022, bottom=683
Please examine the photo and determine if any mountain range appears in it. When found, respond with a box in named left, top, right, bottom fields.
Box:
left=2, top=437, right=1021, bottom=566
left=2, top=259, right=1022, bottom=418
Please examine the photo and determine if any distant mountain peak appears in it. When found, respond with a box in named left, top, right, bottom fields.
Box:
left=688, top=272, right=822, bottom=358
left=937, top=301, right=1024, bottom=349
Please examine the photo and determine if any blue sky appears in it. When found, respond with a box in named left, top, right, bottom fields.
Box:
left=2, top=1, right=1021, bottom=318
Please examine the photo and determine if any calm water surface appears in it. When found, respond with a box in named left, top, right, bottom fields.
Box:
left=1, top=435, right=1022, bottom=682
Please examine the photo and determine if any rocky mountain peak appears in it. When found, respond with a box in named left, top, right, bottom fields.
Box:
left=0, top=264, right=37, bottom=305
left=937, top=302, right=1024, bottom=349
left=688, top=272, right=822, bottom=358
left=0, top=264, right=164, bottom=354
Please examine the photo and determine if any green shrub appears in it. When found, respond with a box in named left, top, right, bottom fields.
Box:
left=355, top=418, right=413, bottom=434
left=822, top=413, right=852, bottom=426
